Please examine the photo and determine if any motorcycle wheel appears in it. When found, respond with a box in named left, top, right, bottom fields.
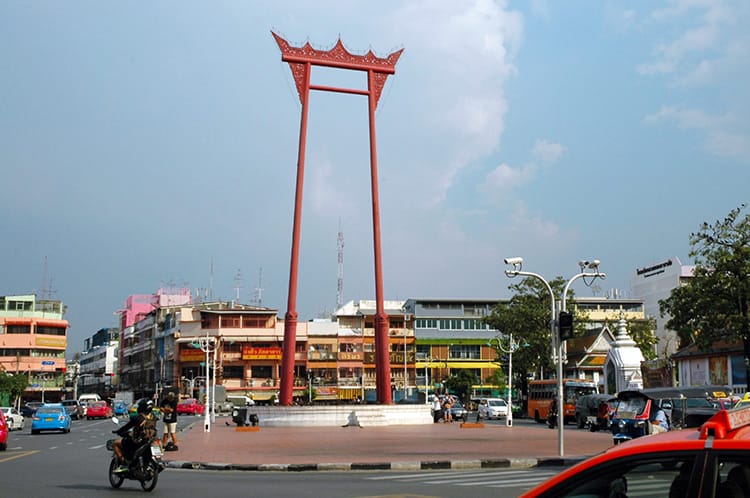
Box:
left=139, top=460, right=159, bottom=492
left=108, top=458, right=124, bottom=489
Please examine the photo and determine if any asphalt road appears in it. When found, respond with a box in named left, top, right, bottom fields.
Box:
left=0, top=415, right=569, bottom=497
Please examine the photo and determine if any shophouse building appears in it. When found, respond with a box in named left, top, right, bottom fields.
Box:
left=77, top=327, right=119, bottom=398
left=0, top=294, right=68, bottom=402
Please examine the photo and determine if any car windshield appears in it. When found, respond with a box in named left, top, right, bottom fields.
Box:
left=489, top=400, right=506, bottom=407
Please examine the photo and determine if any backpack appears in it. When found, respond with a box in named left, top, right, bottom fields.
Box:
left=132, top=413, right=157, bottom=443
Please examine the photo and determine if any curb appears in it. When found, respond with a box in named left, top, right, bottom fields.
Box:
left=164, top=457, right=549, bottom=472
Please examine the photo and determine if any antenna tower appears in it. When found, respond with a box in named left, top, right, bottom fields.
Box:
left=337, top=222, right=344, bottom=309
left=41, top=256, right=49, bottom=299
left=234, top=269, right=243, bottom=303
left=253, top=267, right=264, bottom=306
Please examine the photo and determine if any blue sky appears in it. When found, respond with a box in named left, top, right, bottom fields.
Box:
left=2, top=1, right=748, bottom=355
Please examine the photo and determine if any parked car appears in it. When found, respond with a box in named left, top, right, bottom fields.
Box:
left=520, top=406, right=750, bottom=498
left=61, top=399, right=84, bottom=420
left=449, top=400, right=468, bottom=422
left=112, top=400, right=128, bottom=416
left=0, top=407, right=25, bottom=431
left=478, top=398, right=509, bottom=420
left=176, top=398, right=205, bottom=415
left=0, top=410, right=8, bottom=450
left=20, top=401, right=43, bottom=418
left=31, top=404, right=71, bottom=434
left=85, top=400, right=112, bottom=419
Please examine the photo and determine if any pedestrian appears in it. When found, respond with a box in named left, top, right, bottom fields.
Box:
left=432, top=395, right=442, bottom=423
left=650, top=407, right=669, bottom=434
left=548, top=395, right=558, bottom=429
left=160, top=391, right=178, bottom=451
left=443, top=396, right=453, bottom=423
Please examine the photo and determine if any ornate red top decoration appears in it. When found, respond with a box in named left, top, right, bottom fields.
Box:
left=272, top=31, right=403, bottom=106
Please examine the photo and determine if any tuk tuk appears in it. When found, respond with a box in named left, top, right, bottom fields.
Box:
left=610, top=390, right=666, bottom=445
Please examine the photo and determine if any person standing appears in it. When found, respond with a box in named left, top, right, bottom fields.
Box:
left=443, top=396, right=453, bottom=423
left=432, top=396, right=442, bottom=423
left=160, top=391, right=178, bottom=450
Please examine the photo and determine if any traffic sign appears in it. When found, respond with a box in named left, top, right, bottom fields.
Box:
left=42, top=360, right=55, bottom=366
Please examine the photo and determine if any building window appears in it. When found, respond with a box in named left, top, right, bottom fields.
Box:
left=223, top=365, right=244, bottom=379
left=449, top=344, right=480, bottom=360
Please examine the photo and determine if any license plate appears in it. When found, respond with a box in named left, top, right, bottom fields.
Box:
left=151, top=445, right=162, bottom=457
left=45, top=418, right=53, bottom=422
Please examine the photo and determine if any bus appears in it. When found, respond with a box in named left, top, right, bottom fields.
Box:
left=527, top=379, right=598, bottom=424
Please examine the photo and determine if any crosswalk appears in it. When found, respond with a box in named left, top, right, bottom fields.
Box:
left=366, top=468, right=560, bottom=491
left=366, top=469, right=676, bottom=496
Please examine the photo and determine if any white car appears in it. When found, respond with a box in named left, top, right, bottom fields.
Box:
left=478, top=398, right=509, bottom=420
left=1, top=407, right=25, bottom=431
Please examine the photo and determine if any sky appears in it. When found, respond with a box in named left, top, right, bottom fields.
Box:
left=2, top=1, right=749, bottom=356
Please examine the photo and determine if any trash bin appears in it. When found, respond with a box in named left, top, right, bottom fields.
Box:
left=232, top=407, right=259, bottom=427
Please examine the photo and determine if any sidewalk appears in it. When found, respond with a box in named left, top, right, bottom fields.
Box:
left=163, top=416, right=614, bottom=472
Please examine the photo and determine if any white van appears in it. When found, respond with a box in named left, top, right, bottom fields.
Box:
left=78, top=393, right=101, bottom=404
left=227, top=395, right=254, bottom=407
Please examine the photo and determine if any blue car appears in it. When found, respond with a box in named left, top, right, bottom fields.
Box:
left=113, top=400, right=128, bottom=416
left=31, top=404, right=71, bottom=434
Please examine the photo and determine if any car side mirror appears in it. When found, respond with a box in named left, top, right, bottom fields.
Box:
left=111, top=416, right=119, bottom=424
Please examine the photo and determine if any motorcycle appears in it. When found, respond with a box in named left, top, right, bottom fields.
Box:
left=107, top=417, right=165, bottom=492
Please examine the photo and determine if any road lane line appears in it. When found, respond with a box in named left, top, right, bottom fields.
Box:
left=0, top=450, right=39, bottom=463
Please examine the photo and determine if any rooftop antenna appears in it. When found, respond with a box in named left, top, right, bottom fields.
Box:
left=209, top=257, right=214, bottom=301
left=253, top=267, right=264, bottom=306
left=234, top=268, right=243, bottom=303
left=41, top=256, right=49, bottom=299
left=337, top=221, right=344, bottom=309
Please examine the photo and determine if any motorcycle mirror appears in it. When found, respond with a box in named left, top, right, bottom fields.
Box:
left=111, top=416, right=119, bottom=424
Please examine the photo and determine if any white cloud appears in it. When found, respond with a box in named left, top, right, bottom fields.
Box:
left=531, top=139, right=566, bottom=163
left=381, top=0, right=523, bottom=209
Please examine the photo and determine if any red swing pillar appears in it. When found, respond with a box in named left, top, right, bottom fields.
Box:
left=272, top=32, right=403, bottom=405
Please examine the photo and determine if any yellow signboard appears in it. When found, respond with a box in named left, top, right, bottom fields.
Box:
left=242, top=346, right=282, bottom=360
left=35, top=336, right=66, bottom=348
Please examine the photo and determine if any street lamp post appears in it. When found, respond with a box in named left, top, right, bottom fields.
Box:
left=403, top=331, right=408, bottom=401
left=198, top=335, right=216, bottom=433
left=504, top=257, right=604, bottom=457
left=489, top=334, right=520, bottom=427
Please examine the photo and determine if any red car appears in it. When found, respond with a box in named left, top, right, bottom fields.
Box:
left=520, top=406, right=750, bottom=497
left=176, top=398, right=204, bottom=415
left=0, top=409, right=8, bottom=451
left=86, top=401, right=113, bottom=420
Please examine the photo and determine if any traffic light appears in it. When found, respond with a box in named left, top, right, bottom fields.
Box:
left=558, top=311, right=574, bottom=341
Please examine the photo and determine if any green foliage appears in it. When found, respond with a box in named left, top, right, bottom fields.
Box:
left=0, top=371, right=29, bottom=405
left=659, top=205, right=750, bottom=350
left=444, top=369, right=477, bottom=403
left=484, top=276, right=569, bottom=379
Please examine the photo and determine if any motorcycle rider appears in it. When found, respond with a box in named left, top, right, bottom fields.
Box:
left=112, top=398, right=158, bottom=473
left=548, top=394, right=558, bottom=429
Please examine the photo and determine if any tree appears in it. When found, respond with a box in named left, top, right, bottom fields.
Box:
left=659, top=204, right=750, bottom=390
left=444, top=369, right=477, bottom=404
left=0, top=371, right=29, bottom=407
left=484, top=276, right=572, bottom=410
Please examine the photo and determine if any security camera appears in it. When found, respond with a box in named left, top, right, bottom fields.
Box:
left=579, top=260, right=590, bottom=268
left=589, top=259, right=600, bottom=268
left=504, top=257, right=523, bottom=265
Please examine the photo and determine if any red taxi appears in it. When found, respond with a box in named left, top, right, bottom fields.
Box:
left=0, top=409, right=8, bottom=451
left=176, top=398, right=204, bottom=416
left=86, top=400, right=113, bottom=420
left=520, top=405, right=750, bottom=497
